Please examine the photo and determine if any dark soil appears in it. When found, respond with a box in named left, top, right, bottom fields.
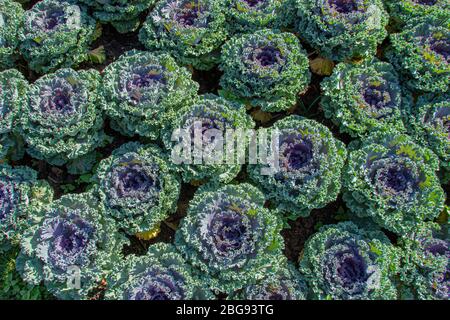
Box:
left=282, top=202, right=339, bottom=263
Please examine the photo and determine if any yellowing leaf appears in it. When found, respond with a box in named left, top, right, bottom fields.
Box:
left=309, top=57, right=335, bottom=76
left=88, top=46, right=106, bottom=64
left=251, top=109, right=273, bottom=124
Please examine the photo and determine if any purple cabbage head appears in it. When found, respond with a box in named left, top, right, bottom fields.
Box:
left=299, top=222, right=398, bottom=299
left=16, top=193, right=124, bottom=300
left=105, top=243, right=205, bottom=300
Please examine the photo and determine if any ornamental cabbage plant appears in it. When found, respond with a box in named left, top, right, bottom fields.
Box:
left=229, top=264, right=308, bottom=300
left=175, top=183, right=286, bottom=293
left=93, top=142, right=180, bottom=237
left=343, top=129, right=446, bottom=234
left=386, top=13, right=450, bottom=93
left=0, top=0, right=24, bottom=69
left=16, top=193, right=126, bottom=300
left=102, top=50, right=199, bottom=139
left=321, top=59, right=405, bottom=138
left=299, top=222, right=399, bottom=300
left=220, top=29, right=310, bottom=112
left=162, top=94, right=255, bottom=184
left=384, top=0, right=450, bottom=27
left=293, top=0, right=389, bottom=61
left=249, top=116, right=347, bottom=218
left=139, top=0, right=228, bottom=70
left=105, top=243, right=207, bottom=300
left=0, top=69, right=27, bottom=160
left=398, top=223, right=449, bottom=300
left=20, top=68, right=107, bottom=175
left=77, top=0, right=155, bottom=33
left=224, top=0, right=291, bottom=34
left=404, top=93, right=450, bottom=174
left=0, top=164, right=53, bottom=242
left=0, top=243, right=53, bottom=300
left=20, top=0, right=97, bottom=74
